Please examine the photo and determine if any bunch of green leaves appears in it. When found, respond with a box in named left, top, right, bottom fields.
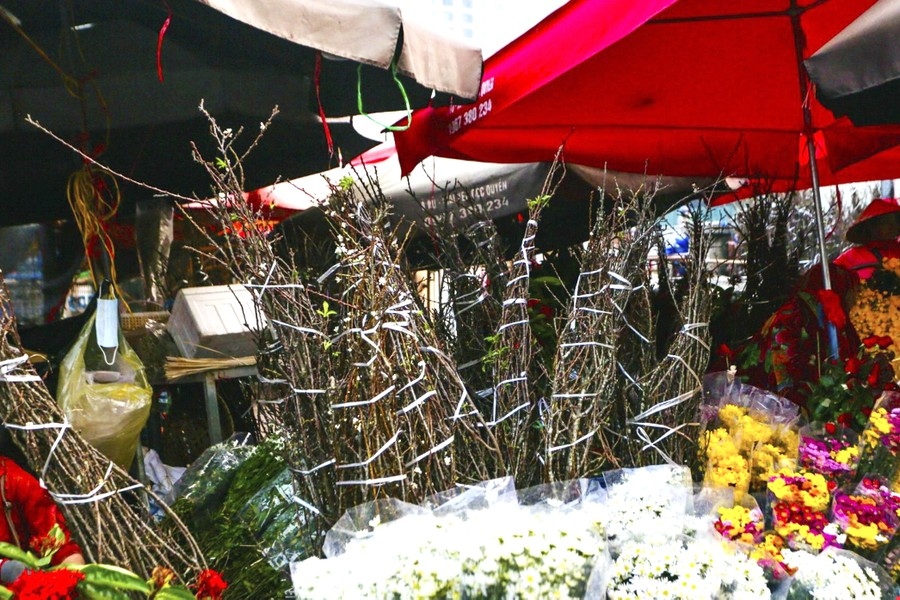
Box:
left=806, top=341, right=897, bottom=432
left=170, top=438, right=292, bottom=599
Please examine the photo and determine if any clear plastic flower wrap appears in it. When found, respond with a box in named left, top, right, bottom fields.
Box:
left=830, top=476, right=900, bottom=561
left=596, top=533, right=769, bottom=599
left=700, top=372, right=800, bottom=500
left=237, top=468, right=317, bottom=570
left=596, top=464, right=695, bottom=555
left=775, top=547, right=894, bottom=600
left=291, top=478, right=609, bottom=599
left=165, top=432, right=256, bottom=510
left=856, top=391, right=900, bottom=489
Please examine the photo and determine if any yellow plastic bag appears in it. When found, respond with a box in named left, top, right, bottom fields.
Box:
left=57, top=310, right=152, bottom=470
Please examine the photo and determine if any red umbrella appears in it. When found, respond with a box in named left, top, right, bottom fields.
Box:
left=392, top=0, right=900, bottom=291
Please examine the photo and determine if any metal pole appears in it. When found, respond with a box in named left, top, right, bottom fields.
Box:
left=806, top=135, right=839, bottom=357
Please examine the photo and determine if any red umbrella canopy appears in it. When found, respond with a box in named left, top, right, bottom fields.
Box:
left=393, top=0, right=900, bottom=193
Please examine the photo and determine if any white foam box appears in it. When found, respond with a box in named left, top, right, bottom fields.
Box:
left=166, top=285, right=265, bottom=358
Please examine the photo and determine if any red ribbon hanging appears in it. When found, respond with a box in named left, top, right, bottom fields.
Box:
left=157, top=1, right=173, bottom=82
left=314, top=52, right=335, bottom=158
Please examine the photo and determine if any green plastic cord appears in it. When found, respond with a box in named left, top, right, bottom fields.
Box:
left=357, top=59, right=412, bottom=132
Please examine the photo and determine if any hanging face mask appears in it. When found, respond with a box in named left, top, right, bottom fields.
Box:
left=95, top=297, right=120, bottom=366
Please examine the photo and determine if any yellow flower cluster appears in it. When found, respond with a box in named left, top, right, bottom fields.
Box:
left=862, top=406, right=892, bottom=450
left=767, top=469, right=831, bottom=512
left=703, top=404, right=799, bottom=500
left=716, top=505, right=761, bottom=544
left=842, top=497, right=889, bottom=550
left=850, top=256, right=900, bottom=362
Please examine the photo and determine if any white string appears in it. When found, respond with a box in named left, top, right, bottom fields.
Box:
left=497, top=319, right=529, bottom=332
left=629, top=388, right=699, bottom=422
left=485, top=402, right=530, bottom=427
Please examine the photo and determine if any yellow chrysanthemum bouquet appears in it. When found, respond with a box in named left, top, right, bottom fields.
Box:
left=700, top=372, right=800, bottom=501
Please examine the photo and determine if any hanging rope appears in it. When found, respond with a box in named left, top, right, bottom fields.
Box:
left=357, top=60, right=412, bottom=132
left=66, top=164, right=128, bottom=307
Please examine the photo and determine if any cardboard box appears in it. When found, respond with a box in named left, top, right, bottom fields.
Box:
left=166, top=285, right=265, bottom=358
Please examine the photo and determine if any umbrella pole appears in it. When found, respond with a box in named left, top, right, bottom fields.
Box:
left=806, top=135, right=840, bottom=357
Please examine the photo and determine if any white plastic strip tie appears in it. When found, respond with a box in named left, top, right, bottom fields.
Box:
left=608, top=270, right=631, bottom=285
left=335, top=474, right=407, bottom=486
left=495, top=375, right=527, bottom=388
left=292, top=388, right=327, bottom=395
left=666, top=353, right=702, bottom=386
left=316, top=262, right=343, bottom=283
left=257, top=375, right=289, bottom=384
left=397, top=390, right=436, bottom=414
left=295, top=458, right=336, bottom=475
left=551, top=392, right=599, bottom=399
left=486, top=402, right=530, bottom=426
left=331, top=385, right=395, bottom=409
left=629, top=387, right=699, bottom=422
left=338, top=430, right=402, bottom=468
left=457, top=358, right=481, bottom=371
left=244, top=283, right=305, bottom=290
left=404, top=436, right=454, bottom=468
left=290, top=494, right=322, bottom=515
left=507, top=274, right=530, bottom=286
left=270, top=319, right=328, bottom=339
left=0, top=356, right=41, bottom=383
left=560, top=341, right=613, bottom=349
left=455, top=295, right=487, bottom=315
left=502, top=298, right=527, bottom=306
left=386, top=298, right=414, bottom=314
left=6, top=421, right=69, bottom=482
left=617, top=361, right=639, bottom=386
left=576, top=307, right=614, bottom=316
left=497, top=318, right=529, bottom=332
left=397, top=361, right=426, bottom=395
left=381, top=322, right=414, bottom=336
left=548, top=428, right=597, bottom=453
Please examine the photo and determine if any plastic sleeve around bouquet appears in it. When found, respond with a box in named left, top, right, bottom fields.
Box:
left=775, top=547, right=894, bottom=600
left=856, top=391, right=900, bottom=489
left=165, top=432, right=256, bottom=510
left=830, top=476, right=900, bottom=562
left=293, top=478, right=609, bottom=600
left=56, top=311, right=152, bottom=469
left=766, top=468, right=839, bottom=553
left=599, top=465, right=694, bottom=553
left=700, top=374, right=800, bottom=500
left=237, top=468, right=316, bottom=570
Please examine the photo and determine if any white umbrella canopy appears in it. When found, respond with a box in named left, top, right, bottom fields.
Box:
left=197, top=0, right=483, bottom=101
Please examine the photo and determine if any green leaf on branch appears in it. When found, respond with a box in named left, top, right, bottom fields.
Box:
left=0, top=542, right=40, bottom=568
left=73, top=563, right=152, bottom=595
left=0, top=585, right=11, bottom=600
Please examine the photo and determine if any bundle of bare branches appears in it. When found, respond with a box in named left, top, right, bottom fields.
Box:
left=0, top=277, right=205, bottom=579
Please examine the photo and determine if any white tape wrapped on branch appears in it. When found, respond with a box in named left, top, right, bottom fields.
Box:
left=0, top=355, right=41, bottom=383
left=634, top=422, right=690, bottom=466
left=338, top=430, right=403, bottom=469
left=335, top=474, right=407, bottom=487
left=331, top=385, right=395, bottom=409
left=294, top=458, right=336, bottom=476
left=547, top=428, right=598, bottom=454
left=397, top=390, right=437, bottom=414
left=486, top=402, right=530, bottom=427
left=404, top=435, right=454, bottom=468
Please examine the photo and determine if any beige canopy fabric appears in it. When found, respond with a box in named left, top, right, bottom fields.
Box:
left=196, top=0, right=483, bottom=101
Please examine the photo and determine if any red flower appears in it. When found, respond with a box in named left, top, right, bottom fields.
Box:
left=862, top=406, right=873, bottom=418
left=8, top=568, right=84, bottom=600
left=868, top=363, right=882, bottom=388
left=878, top=336, right=894, bottom=349
left=863, top=336, right=880, bottom=349
left=837, top=412, right=852, bottom=427
left=718, top=343, right=735, bottom=361
left=193, top=569, right=228, bottom=600
left=816, top=290, right=846, bottom=329
left=844, top=356, right=862, bottom=376
left=825, top=422, right=837, bottom=435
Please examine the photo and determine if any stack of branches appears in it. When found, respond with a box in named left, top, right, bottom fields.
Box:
left=183, top=112, right=718, bottom=553
left=184, top=111, right=503, bottom=547
left=0, top=277, right=205, bottom=579
left=545, top=193, right=714, bottom=479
